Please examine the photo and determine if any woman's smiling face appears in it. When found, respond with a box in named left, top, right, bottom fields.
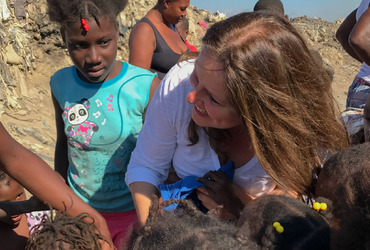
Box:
left=186, top=48, right=241, bottom=129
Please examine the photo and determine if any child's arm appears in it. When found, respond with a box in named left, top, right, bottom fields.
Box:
left=0, top=122, right=112, bottom=249
left=197, top=171, right=245, bottom=220
left=52, top=94, right=69, bottom=182
left=336, top=9, right=362, bottom=62
left=349, top=8, right=370, bottom=66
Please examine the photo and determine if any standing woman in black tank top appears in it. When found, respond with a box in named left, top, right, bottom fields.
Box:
left=129, top=0, right=190, bottom=79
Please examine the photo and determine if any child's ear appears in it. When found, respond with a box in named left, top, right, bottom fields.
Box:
left=163, top=0, right=170, bottom=8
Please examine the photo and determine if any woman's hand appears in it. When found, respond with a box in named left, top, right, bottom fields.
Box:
left=196, top=171, right=244, bottom=219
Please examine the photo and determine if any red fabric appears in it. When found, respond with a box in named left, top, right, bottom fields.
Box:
left=100, top=209, right=138, bottom=249
left=197, top=20, right=209, bottom=31
left=186, top=40, right=198, bottom=52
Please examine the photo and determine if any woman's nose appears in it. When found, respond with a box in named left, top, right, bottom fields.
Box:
left=186, top=89, right=196, bottom=104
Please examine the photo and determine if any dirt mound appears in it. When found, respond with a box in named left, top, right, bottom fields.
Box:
left=0, top=0, right=361, bottom=166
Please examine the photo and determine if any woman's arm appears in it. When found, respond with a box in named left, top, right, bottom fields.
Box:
left=129, top=181, right=160, bottom=227
left=126, top=62, right=195, bottom=226
left=129, top=22, right=156, bottom=70
left=0, top=122, right=112, bottom=249
left=52, top=94, right=69, bottom=182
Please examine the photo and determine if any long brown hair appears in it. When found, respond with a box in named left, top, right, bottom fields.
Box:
left=189, top=12, right=349, bottom=195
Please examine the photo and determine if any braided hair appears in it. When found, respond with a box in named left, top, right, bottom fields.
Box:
left=26, top=212, right=111, bottom=250
left=47, top=0, right=128, bottom=28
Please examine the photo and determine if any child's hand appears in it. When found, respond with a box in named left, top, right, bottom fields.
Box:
left=196, top=171, right=244, bottom=219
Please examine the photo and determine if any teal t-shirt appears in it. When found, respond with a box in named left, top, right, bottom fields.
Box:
left=50, top=62, right=155, bottom=212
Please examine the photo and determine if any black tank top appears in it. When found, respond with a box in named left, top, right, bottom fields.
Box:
left=140, top=17, right=189, bottom=79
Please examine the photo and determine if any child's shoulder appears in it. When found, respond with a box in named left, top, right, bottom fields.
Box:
left=124, top=62, right=155, bottom=77
left=51, top=65, right=75, bottom=79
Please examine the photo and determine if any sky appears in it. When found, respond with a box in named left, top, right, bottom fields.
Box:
left=191, top=0, right=362, bottom=22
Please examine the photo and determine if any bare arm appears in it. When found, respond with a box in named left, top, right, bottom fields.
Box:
left=350, top=8, right=370, bottom=65
left=52, top=93, right=69, bottom=182
left=0, top=122, right=112, bottom=249
left=129, top=181, right=160, bottom=227
left=336, top=9, right=362, bottom=62
left=128, top=22, right=156, bottom=70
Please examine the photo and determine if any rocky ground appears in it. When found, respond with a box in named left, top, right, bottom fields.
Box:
left=0, top=0, right=361, bottom=169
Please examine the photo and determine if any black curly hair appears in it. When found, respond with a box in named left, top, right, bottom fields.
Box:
left=26, top=212, right=111, bottom=250
left=237, top=195, right=331, bottom=250
left=316, top=143, right=370, bottom=249
left=128, top=198, right=255, bottom=250
left=47, top=0, right=128, bottom=28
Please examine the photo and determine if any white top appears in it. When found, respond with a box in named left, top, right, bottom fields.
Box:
left=126, top=59, right=275, bottom=197
left=356, top=0, right=370, bottom=81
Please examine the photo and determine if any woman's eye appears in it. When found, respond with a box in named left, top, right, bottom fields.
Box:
left=210, top=95, right=219, bottom=104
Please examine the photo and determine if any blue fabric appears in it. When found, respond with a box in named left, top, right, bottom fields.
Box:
left=159, top=161, right=235, bottom=211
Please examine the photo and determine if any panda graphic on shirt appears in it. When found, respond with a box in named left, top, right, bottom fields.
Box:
left=65, top=98, right=99, bottom=149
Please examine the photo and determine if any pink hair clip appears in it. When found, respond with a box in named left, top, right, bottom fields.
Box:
left=81, top=18, right=89, bottom=32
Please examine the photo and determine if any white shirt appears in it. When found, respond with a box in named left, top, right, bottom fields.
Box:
left=126, top=59, right=275, bottom=197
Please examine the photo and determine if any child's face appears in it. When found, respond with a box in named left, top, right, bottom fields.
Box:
left=63, top=17, right=120, bottom=83
left=0, top=178, right=26, bottom=228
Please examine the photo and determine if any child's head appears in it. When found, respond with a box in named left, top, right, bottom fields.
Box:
left=176, top=17, right=190, bottom=41
left=315, top=143, right=370, bottom=249
left=128, top=198, right=255, bottom=249
left=26, top=212, right=110, bottom=250
left=47, top=0, right=128, bottom=83
left=0, top=170, right=26, bottom=229
left=237, top=195, right=331, bottom=250
left=253, top=0, right=285, bottom=18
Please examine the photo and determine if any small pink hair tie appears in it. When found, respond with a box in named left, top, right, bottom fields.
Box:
left=81, top=18, right=89, bottom=32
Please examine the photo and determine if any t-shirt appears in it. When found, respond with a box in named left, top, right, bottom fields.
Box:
left=51, top=62, right=155, bottom=212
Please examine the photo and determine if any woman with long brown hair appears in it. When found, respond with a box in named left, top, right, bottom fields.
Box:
left=126, top=12, right=350, bottom=226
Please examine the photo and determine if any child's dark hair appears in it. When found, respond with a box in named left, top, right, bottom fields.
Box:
left=316, top=143, right=370, bottom=249
left=47, top=0, right=128, bottom=28
left=237, top=195, right=331, bottom=250
left=128, top=198, right=255, bottom=250
left=253, top=0, right=285, bottom=17
left=26, top=212, right=111, bottom=250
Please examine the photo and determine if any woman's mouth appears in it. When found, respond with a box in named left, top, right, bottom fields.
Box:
left=194, top=104, right=208, bottom=116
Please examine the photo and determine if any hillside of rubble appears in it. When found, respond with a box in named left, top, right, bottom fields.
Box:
left=0, top=0, right=361, bottom=166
